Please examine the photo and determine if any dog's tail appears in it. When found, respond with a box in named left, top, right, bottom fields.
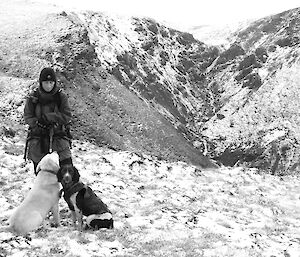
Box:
left=86, top=213, right=114, bottom=229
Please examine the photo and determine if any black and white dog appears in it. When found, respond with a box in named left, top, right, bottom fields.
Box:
left=57, top=165, right=113, bottom=230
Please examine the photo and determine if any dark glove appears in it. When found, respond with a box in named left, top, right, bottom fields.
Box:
left=36, top=119, right=50, bottom=130
left=65, top=125, right=73, bottom=139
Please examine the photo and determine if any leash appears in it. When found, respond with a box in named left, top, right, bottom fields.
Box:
left=23, top=137, right=29, bottom=160
left=49, top=126, right=54, bottom=153
left=24, top=125, right=72, bottom=159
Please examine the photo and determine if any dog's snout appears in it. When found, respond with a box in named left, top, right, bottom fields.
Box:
left=63, top=173, right=72, bottom=184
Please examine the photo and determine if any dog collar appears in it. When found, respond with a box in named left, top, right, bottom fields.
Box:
left=36, top=169, right=58, bottom=176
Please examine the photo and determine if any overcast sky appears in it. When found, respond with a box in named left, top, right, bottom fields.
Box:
left=33, top=0, right=300, bottom=30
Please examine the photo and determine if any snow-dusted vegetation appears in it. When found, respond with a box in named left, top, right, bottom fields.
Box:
left=1, top=1, right=300, bottom=256
left=1, top=136, right=300, bottom=256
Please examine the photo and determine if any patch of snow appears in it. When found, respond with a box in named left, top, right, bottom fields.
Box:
left=258, top=67, right=269, bottom=80
left=68, top=238, right=90, bottom=256
left=75, top=11, right=139, bottom=68
left=263, top=129, right=286, bottom=145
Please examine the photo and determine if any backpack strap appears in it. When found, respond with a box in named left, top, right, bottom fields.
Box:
left=30, top=88, right=62, bottom=108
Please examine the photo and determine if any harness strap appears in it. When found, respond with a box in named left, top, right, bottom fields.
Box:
left=49, top=127, right=54, bottom=153
left=61, top=182, right=85, bottom=212
left=63, top=182, right=85, bottom=199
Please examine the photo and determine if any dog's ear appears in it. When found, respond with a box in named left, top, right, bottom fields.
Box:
left=73, top=166, right=80, bottom=182
left=57, top=167, right=63, bottom=182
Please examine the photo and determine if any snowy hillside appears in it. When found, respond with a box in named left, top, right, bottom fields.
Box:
left=189, top=20, right=252, bottom=47
left=1, top=0, right=300, bottom=173
left=0, top=1, right=300, bottom=256
left=66, top=7, right=300, bottom=174
left=0, top=0, right=216, bottom=169
left=1, top=134, right=300, bottom=256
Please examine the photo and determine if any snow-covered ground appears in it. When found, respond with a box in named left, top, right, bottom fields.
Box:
left=0, top=133, right=300, bottom=257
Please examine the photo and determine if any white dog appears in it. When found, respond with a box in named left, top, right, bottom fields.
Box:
left=8, top=152, right=60, bottom=234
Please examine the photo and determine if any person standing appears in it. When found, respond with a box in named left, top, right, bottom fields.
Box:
left=24, top=67, right=73, bottom=173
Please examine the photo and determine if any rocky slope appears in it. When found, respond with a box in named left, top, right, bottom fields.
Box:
left=202, top=8, right=300, bottom=174
left=71, top=8, right=300, bottom=174
left=1, top=0, right=300, bottom=174
left=0, top=0, right=214, bottom=168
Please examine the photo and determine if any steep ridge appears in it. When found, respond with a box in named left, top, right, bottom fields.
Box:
left=72, top=9, right=300, bottom=174
left=0, top=0, right=215, bottom=168
left=71, top=10, right=220, bottom=158
left=202, top=8, right=300, bottom=174
left=1, top=0, right=299, bottom=173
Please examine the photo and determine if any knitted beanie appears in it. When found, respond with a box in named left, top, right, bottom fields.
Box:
left=39, top=67, right=57, bottom=84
